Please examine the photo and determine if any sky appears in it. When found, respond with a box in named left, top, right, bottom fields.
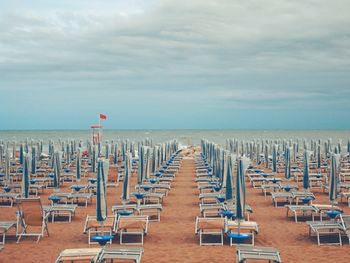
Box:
left=0, top=0, right=350, bottom=130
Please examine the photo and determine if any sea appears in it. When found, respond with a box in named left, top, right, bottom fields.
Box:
left=0, top=130, right=349, bottom=146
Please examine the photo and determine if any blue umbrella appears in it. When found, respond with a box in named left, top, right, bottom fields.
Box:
left=137, top=146, right=144, bottom=187
left=113, top=143, right=118, bottom=165
left=96, top=160, right=107, bottom=223
left=329, top=153, right=339, bottom=207
left=19, top=144, right=24, bottom=164
left=76, top=150, right=81, bottom=182
left=272, top=144, right=277, bottom=174
left=22, top=154, right=30, bottom=198
left=303, top=151, right=310, bottom=191
left=284, top=147, right=291, bottom=180
left=235, top=156, right=250, bottom=234
left=31, top=147, right=36, bottom=175
left=5, top=149, right=10, bottom=182
left=53, top=152, right=61, bottom=191
left=264, top=144, right=269, bottom=169
left=225, top=154, right=235, bottom=203
left=316, top=144, right=321, bottom=172
left=122, top=154, right=131, bottom=205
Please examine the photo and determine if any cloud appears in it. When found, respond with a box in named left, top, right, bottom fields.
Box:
left=0, top=0, right=350, bottom=128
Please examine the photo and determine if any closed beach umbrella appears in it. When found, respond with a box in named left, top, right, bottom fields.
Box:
left=5, top=149, right=10, bottom=182
left=225, top=154, right=235, bottom=203
left=53, top=152, right=61, bottom=191
left=137, top=146, right=144, bottom=186
left=236, top=157, right=250, bottom=221
left=76, top=150, right=81, bottom=182
left=91, top=146, right=96, bottom=173
left=329, top=153, right=340, bottom=206
left=96, top=160, right=107, bottom=223
left=144, top=147, right=151, bottom=180
left=284, top=147, right=291, bottom=180
left=19, top=144, right=24, bottom=164
left=122, top=154, right=131, bottom=204
left=31, top=147, right=36, bottom=175
left=272, top=144, right=277, bottom=174
left=22, top=154, right=30, bottom=198
left=264, top=144, right=269, bottom=169
left=316, top=144, right=321, bottom=172
left=303, top=151, right=310, bottom=191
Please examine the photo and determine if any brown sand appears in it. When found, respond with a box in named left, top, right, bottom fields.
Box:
left=1, top=150, right=350, bottom=262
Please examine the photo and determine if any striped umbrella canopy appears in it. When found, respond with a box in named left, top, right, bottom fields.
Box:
left=76, top=150, right=81, bottom=182
left=272, top=144, right=277, bottom=174
left=53, top=152, right=61, bottom=191
left=329, top=153, right=340, bottom=205
left=303, top=150, right=311, bottom=191
left=122, top=154, right=131, bottom=204
left=31, top=147, right=36, bottom=175
left=96, top=160, right=107, bottom=223
left=22, top=153, right=30, bottom=198
left=236, top=157, right=250, bottom=220
left=284, top=147, right=291, bottom=180
left=225, top=154, right=235, bottom=204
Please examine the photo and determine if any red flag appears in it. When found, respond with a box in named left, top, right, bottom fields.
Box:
left=99, top=114, right=107, bottom=120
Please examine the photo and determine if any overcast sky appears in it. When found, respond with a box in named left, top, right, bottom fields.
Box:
left=1, top=0, right=350, bottom=129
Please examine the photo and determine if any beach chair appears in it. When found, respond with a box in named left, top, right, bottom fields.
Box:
left=55, top=247, right=102, bottom=263
left=227, top=220, right=259, bottom=245
left=16, top=197, right=50, bottom=242
left=97, top=246, right=144, bottom=263
left=236, top=245, right=282, bottom=263
left=116, top=215, right=149, bottom=245
left=286, top=205, right=317, bottom=223
left=83, top=215, right=117, bottom=244
left=0, top=221, right=17, bottom=247
left=307, top=220, right=343, bottom=245
left=42, top=204, right=78, bottom=222
left=195, top=217, right=226, bottom=245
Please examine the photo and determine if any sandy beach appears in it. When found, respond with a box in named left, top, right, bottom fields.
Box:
left=0, top=147, right=349, bottom=263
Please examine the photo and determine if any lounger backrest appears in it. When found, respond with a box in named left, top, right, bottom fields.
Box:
left=196, top=217, right=225, bottom=232
left=17, top=198, right=43, bottom=227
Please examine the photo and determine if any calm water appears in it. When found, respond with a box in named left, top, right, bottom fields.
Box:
left=0, top=130, right=349, bottom=146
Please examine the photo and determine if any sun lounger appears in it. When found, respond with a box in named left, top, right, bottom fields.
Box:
left=55, top=248, right=101, bottom=263
left=271, top=192, right=293, bottom=207
left=286, top=205, right=317, bottom=222
left=0, top=192, right=20, bottom=207
left=0, top=221, right=16, bottom=247
left=236, top=245, right=282, bottom=263
left=195, top=217, right=226, bottom=245
left=42, top=204, right=78, bottom=222
left=138, top=204, right=162, bottom=221
left=97, top=246, right=144, bottom=263
left=116, top=215, right=149, bottom=245
left=83, top=215, right=117, bottom=244
left=227, top=220, right=259, bottom=245
left=307, top=220, right=343, bottom=245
